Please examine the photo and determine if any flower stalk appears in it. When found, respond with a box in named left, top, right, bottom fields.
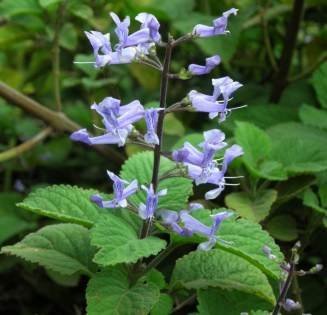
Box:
left=140, top=36, right=173, bottom=239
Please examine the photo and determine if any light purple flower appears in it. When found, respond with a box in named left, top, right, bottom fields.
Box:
left=70, top=98, right=144, bottom=147
left=158, top=210, right=190, bottom=235
left=283, top=299, right=301, bottom=312
left=192, top=8, right=238, bottom=38
left=173, top=129, right=227, bottom=185
left=205, top=144, right=243, bottom=200
left=135, top=13, right=161, bottom=43
left=188, top=76, right=243, bottom=122
left=144, top=109, right=161, bottom=145
left=91, top=171, right=138, bottom=208
left=188, top=55, right=221, bottom=75
left=138, top=185, right=167, bottom=220
left=180, top=211, right=232, bottom=250
left=110, top=12, right=150, bottom=51
left=189, top=202, right=204, bottom=211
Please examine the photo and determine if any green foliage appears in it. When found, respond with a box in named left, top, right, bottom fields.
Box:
left=266, top=215, right=298, bottom=242
left=235, top=121, right=287, bottom=180
left=170, top=249, right=276, bottom=304
left=311, top=62, right=327, bottom=108
left=172, top=209, right=283, bottom=279
left=17, top=185, right=103, bottom=227
left=0, top=193, right=36, bottom=245
left=225, top=189, right=277, bottom=222
left=1, top=223, right=96, bottom=276
left=299, top=104, right=327, bottom=130
left=150, top=294, right=173, bottom=315
left=197, top=288, right=270, bottom=315
left=91, top=213, right=166, bottom=266
left=0, top=0, right=42, bottom=18
left=120, top=151, right=193, bottom=210
left=86, top=267, right=160, bottom=315
left=268, top=123, right=327, bottom=174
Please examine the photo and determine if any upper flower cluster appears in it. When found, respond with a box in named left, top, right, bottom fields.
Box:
left=85, top=12, right=161, bottom=67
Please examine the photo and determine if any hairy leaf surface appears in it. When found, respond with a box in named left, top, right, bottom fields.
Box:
left=91, top=213, right=166, bottom=266
left=171, top=249, right=276, bottom=304
left=86, top=267, right=160, bottom=315
left=17, top=185, right=103, bottom=227
left=1, top=223, right=96, bottom=276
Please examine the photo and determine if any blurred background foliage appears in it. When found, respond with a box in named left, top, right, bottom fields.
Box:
left=0, top=0, right=327, bottom=314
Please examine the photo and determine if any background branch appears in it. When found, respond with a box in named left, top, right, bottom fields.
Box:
left=0, top=128, right=52, bottom=162
left=270, top=0, right=305, bottom=102
left=0, top=81, right=124, bottom=164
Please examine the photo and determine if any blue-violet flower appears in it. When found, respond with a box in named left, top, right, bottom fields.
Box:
left=91, top=171, right=138, bottom=208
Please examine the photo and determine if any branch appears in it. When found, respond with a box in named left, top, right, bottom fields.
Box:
left=288, top=52, right=327, bottom=82
left=0, top=128, right=52, bottom=162
left=260, top=6, right=278, bottom=72
left=270, top=0, right=305, bottom=103
left=0, top=81, right=124, bottom=164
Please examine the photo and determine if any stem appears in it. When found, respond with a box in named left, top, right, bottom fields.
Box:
left=270, top=0, right=305, bottom=102
left=0, top=81, right=124, bottom=164
left=172, top=293, right=196, bottom=313
left=272, top=247, right=298, bottom=315
left=0, top=128, right=52, bottom=162
left=140, top=37, right=173, bottom=239
left=288, top=52, right=327, bottom=82
left=52, top=1, right=66, bottom=112
left=143, top=244, right=176, bottom=274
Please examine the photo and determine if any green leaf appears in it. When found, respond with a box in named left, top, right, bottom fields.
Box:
left=266, top=215, right=298, bottom=242
left=39, top=0, right=62, bottom=8
left=197, top=287, right=270, bottom=315
left=120, top=151, right=193, bottom=210
left=0, top=0, right=42, bottom=18
left=268, top=123, right=327, bottom=174
left=302, top=188, right=326, bottom=215
left=86, top=267, right=160, bottom=315
left=0, top=25, right=30, bottom=46
left=221, top=103, right=299, bottom=133
left=91, top=213, right=166, bottom=266
left=311, top=62, right=327, bottom=108
left=299, top=104, right=327, bottom=129
left=171, top=249, right=276, bottom=304
left=69, top=4, right=93, bottom=20
left=17, top=185, right=103, bottom=227
left=219, top=217, right=283, bottom=279
left=59, top=23, right=78, bottom=51
left=172, top=209, right=283, bottom=279
left=1, top=223, right=96, bottom=276
left=235, top=122, right=287, bottom=180
left=225, top=190, right=277, bottom=222
left=164, top=114, right=185, bottom=136
left=0, top=193, right=36, bottom=245
left=150, top=294, right=173, bottom=315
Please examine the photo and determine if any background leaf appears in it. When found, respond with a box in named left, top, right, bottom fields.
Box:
left=225, top=189, right=277, bottom=222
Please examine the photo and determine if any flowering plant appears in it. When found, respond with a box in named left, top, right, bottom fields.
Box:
left=1, top=8, right=322, bottom=315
